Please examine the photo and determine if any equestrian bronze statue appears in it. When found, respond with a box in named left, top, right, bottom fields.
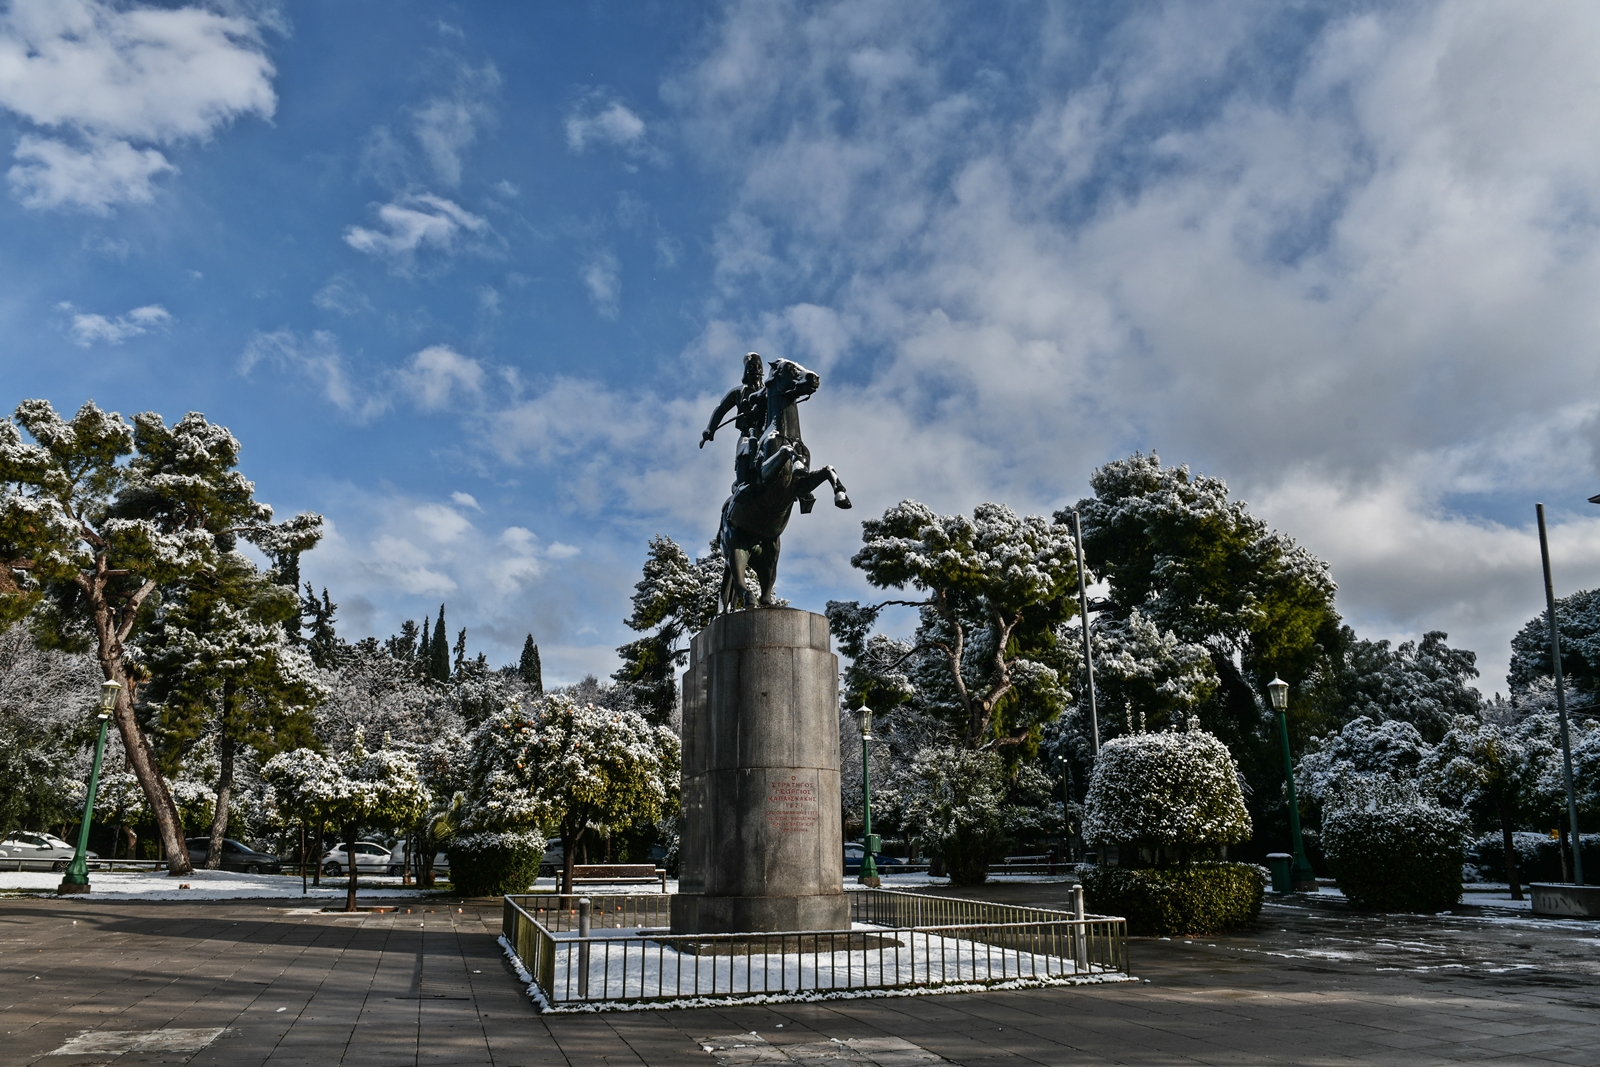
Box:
left=701, top=354, right=850, bottom=611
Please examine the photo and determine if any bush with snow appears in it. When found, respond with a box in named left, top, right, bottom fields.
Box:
left=1295, top=716, right=1431, bottom=806
left=1082, top=724, right=1251, bottom=858
left=447, top=701, right=547, bottom=896
left=1321, top=779, right=1468, bottom=912
left=1079, top=862, right=1266, bottom=936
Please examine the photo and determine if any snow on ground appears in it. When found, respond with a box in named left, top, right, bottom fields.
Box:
left=0, top=868, right=432, bottom=900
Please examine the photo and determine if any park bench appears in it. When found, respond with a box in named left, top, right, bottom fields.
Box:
left=570, top=863, right=666, bottom=888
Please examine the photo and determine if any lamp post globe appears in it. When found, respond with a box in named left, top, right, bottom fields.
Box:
left=857, top=706, right=880, bottom=887
left=59, top=681, right=120, bottom=894
left=1268, top=676, right=1316, bottom=891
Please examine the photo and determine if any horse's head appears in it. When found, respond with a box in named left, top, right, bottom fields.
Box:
left=767, top=358, right=820, bottom=403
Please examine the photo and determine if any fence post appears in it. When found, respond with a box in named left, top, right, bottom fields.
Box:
left=577, top=897, right=592, bottom=997
left=1071, top=884, right=1088, bottom=970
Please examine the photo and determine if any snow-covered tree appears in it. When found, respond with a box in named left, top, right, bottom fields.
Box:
left=518, top=635, right=543, bottom=694
left=830, top=501, right=1080, bottom=749
left=1308, top=628, right=1482, bottom=744
left=897, top=743, right=1056, bottom=885
left=1321, top=777, right=1469, bottom=912
left=443, top=702, right=547, bottom=893
left=1082, top=724, right=1251, bottom=864
left=0, top=400, right=321, bottom=874
left=262, top=730, right=427, bottom=910
left=1422, top=715, right=1543, bottom=899
left=0, top=622, right=99, bottom=833
left=142, top=551, right=323, bottom=868
left=613, top=536, right=721, bottom=725
left=1509, top=588, right=1600, bottom=698
left=1294, top=716, right=1432, bottom=806
left=525, top=693, right=679, bottom=892
left=1088, top=610, right=1218, bottom=739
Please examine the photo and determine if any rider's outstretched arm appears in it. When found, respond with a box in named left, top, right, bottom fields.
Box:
left=701, top=387, right=742, bottom=447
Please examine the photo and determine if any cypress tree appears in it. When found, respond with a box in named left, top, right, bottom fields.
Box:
left=418, top=620, right=431, bottom=674
left=519, top=635, right=543, bottom=694
left=453, top=627, right=467, bottom=678
left=430, top=605, right=450, bottom=682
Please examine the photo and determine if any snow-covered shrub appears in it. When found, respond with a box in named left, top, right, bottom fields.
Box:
left=1082, top=724, right=1250, bottom=859
left=448, top=702, right=547, bottom=896
left=1078, top=862, right=1266, bottom=936
left=1321, top=780, right=1468, bottom=912
left=899, top=744, right=1054, bottom=885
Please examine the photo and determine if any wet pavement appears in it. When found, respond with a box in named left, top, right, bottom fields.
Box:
left=1, top=885, right=1596, bottom=1065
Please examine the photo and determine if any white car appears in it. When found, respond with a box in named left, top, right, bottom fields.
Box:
left=320, top=840, right=403, bottom=877
left=1, top=831, right=96, bottom=871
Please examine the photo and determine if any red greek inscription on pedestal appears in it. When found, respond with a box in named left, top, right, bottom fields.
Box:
left=765, top=776, right=819, bottom=834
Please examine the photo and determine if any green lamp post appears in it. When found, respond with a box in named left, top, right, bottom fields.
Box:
left=1267, top=676, right=1316, bottom=892
left=858, top=706, right=880, bottom=887
left=59, top=680, right=120, bottom=895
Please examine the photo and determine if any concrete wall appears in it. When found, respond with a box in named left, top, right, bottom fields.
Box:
left=671, top=608, right=849, bottom=934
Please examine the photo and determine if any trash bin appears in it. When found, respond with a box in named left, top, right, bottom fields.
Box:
left=1266, top=853, right=1293, bottom=894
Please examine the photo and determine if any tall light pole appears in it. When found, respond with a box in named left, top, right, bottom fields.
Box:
left=1267, top=677, right=1316, bottom=891
left=858, top=706, right=880, bottom=887
left=1537, top=503, right=1584, bottom=885
left=1070, top=509, right=1100, bottom=754
left=59, top=681, right=120, bottom=895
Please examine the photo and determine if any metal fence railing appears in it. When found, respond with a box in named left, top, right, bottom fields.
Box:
left=502, top=889, right=1128, bottom=1010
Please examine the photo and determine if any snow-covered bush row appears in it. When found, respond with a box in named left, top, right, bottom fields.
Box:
left=1082, top=723, right=1250, bottom=855
left=1321, top=779, right=1468, bottom=912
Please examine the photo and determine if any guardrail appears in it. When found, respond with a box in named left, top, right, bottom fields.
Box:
left=502, top=888, right=1127, bottom=1010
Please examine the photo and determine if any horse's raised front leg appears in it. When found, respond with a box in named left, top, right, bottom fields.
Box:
left=796, top=466, right=851, bottom=510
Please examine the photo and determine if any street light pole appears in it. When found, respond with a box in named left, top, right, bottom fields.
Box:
left=59, top=681, right=120, bottom=895
left=1537, top=503, right=1585, bottom=885
left=858, top=706, right=880, bottom=887
left=1071, top=509, right=1100, bottom=754
left=1267, top=677, right=1316, bottom=891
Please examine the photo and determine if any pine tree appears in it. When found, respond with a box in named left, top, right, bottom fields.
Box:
left=302, top=584, right=342, bottom=669
left=519, top=635, right=543, bottom=695
left=430, top=605, right=449, bottom=683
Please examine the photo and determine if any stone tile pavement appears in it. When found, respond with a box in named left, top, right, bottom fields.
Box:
left=2, top=892, right=1596, bottom=1066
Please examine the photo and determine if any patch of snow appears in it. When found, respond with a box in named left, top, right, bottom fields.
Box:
left=0, top=868, right=430, bottom=900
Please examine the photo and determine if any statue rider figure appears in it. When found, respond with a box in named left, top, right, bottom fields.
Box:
left=701, top=352, right=820, bottom=508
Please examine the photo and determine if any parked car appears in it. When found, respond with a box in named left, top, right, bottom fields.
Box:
left=539, top=838, right=563, bottom=876
left=0, top=831, right=95, bottom=871
left=844, top=841, right=907, bottom=875
left=183, top=838, right=282, bottom=874
left=321, top=840, right=404, bottom=877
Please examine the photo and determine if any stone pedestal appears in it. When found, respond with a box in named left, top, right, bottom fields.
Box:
left=671, top=608, right=848, bottom=935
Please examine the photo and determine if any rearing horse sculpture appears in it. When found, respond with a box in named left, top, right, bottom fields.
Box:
left=716, top=358, right=850, bottom=611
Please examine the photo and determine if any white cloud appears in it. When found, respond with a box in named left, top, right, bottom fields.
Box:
left=343, top=192, right=489, bottom=267
left=0, top=0, right=275, bottom=212
left=565, top=95, right=647, bottom=153
left=580, top=250, right=620, bottom=319
left=61, top=302, right=170, bottom=345
left=238, top=329, right=388, bottom=422
left=450, top=491, right=481, bottom=511
left=312, top=274, right=374, bottom=316
left=411, top=63, right=500, bottom=188
left=396, top=345, right=483, bottom=412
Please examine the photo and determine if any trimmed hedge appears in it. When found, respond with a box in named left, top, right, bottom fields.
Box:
left=446, top=842, right=541, bottom=897
left=1322, top=791, right=1466, bottom=912
left=1078, top=862, right=1266, bottom=936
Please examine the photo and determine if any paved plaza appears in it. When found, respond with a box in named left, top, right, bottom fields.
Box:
left=2, top=886, right=1596, bottom=1066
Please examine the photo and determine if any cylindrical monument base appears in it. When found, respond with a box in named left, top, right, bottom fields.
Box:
left=670, top=608, right=847, bottom=935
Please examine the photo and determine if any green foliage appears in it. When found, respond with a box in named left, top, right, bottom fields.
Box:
left=1083, top=725, right=1251, bottom=853
left=839, top=500, right=1081, bottom=748
left=430, top=605, right=449, bottom=683
left=898, top=744, right=1055, bottom=885
left=1304, top=628, right=1481, bottom=745
left=613, top=536, right=721, bottom=725
left=1078, top=862, right=1266, bottom=936
left=446, top=840, right=542, bottom=897
left=1509, top=588, right=1600, bottom=698
left=1322, top=781, right=1467, bottom=912
left=519, top=635, right=543, bottom=694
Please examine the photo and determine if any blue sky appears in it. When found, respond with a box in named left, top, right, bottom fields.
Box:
left=5, top=0, right=1600, bottom=691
